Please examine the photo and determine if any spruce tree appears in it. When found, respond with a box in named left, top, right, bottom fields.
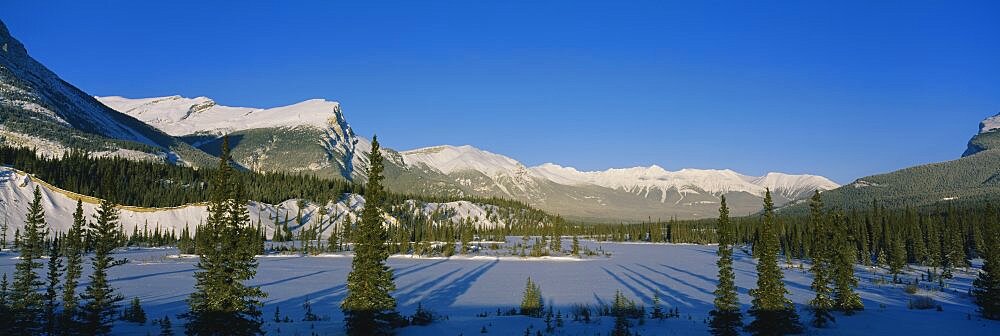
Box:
left=972, top=205, right=1000, bottom=320
left=185, top=136, right=267, bottom=335
left=888, top=230, right=906, bottom=282
left=746, top=189, right=802, bottom=336
left=44, top=238, right=64, bottom=334
left=807, top=192, right=834, bottom=327
left=11, top=187, right=48, bottom=335
left=122, top=297, right=147, bottom=324
left=341, top=136, right=400, bottom=335
left=1, top=273, right=12, bottom=335
left=520, top=277, right=543, bottom=317
left=831, top=212, right=863, bottom=314
left=709, top=196, right=742, bottom=336
left=159, top=315, right=175, bottom=336
left=80, top=198, right=125, bottom=335
left=571, top=235, right=580, bottom=256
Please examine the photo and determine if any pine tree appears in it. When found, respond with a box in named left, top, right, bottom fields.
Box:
left=611, top=290, right=632, bottom=336
left=341, top=135, right=400, bottom=335
left=185, top=136, right=267, bottom=335
left=520, top=277, right=543, bottom=317
left=888, top=229, right=906, bottom=282
left=746, top=189, right=802, bottom=336
left=1, top=273, right=12, bottom=335
left=807, top=192, right=835, bottom=328
left=122, top=297, right=147, bottom=324
left=972, top=205, right=1000, bottom=320
left=1, top=217, right=7, bottom=250
left=80, top=198, right=126, bottom=335
left=571, top=235, right=580, bottom=256
left=159, top=315, right=175, bottom=336
left=11, top=187, right=48, bottom=335
left=44, top=238, right=64, bottom=334
left=709, top=196, right=742, bottom=336
left=831, top=212, right=863, bottom=314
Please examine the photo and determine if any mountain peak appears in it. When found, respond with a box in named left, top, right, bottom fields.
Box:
left=963, top=112, right=1000, bottom=157
left=401, top=144, right=526, bottom=176
left=97, top=95, right=343, bottom=136
left=979, top=112, right=1000, bottom=134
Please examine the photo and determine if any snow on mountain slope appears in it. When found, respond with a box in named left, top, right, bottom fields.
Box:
left=0, top=20, right=208, bottom=164
left=0, top=167, right=510, bottom=241
left=752, top=172, right=839, bottom=200
left=533, top=163, right=837, bottom=202
left=400, top=144, right=839, bottom=207
left=402, top=145, right=529, bottom=176
left=401, top=145, right=539, bottom=196
left=97, top=95, right=370, bottom=179
left=97, top=96, right=345, bottom=136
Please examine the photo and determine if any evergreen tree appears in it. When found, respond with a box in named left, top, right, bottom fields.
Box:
left=611, top=290, right=632, bottom=336
left=80, top=198, right=126, bottom=335
left=807, top=192, right=834, bottom=328
left=1, top=217, right=7, bottom=250
left=709, top=196, right=742, bottom=336
left=122, top=297, right=147, bottom=324
left=831, top=212, right=864, bottom=314
left=10, top=187, right=48, bottom=335
left=341, top=136, right=400, bottom=335
left=888, top=230, right=906, bottom=282
left=972, top=205, right=1000, bottom=320
left=520, top=277, right=543, bottom=317
left=571, top=235, right=580, bottom=256
left=159, top=315, right=175, bottom=336
left=184, top=136, right=267, bottom=335
left=1, top=273, right=12, bottom=335
left=746, top=190, right=802, bottom=336
left=44, top=238, right=64, bottom=334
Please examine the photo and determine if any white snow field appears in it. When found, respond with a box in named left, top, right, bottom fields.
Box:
left=1, top=241, right=996, bottom=335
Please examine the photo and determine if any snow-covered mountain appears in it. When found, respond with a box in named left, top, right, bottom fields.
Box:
left=398, top=144, right=839, bottom=220
left=97, top=95, right=375, bottom=179
left=0, top=20, right=213, bottom=166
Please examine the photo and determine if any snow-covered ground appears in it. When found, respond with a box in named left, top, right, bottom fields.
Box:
left=1, top=240, right=995, bottom=335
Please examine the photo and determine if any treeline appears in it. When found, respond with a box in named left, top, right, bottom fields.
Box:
left=567, top=200, right=995, bottom=277
left=0, top=145, right=546, bottom=216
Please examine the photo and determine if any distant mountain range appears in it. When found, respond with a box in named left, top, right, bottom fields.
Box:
left=97, top=95, right=838, bottom=221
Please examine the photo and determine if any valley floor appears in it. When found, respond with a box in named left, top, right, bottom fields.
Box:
left=1, top=240, right=996, bottom=335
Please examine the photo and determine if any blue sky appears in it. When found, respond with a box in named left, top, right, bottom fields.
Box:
left=2, top=1, right=998, bottom=183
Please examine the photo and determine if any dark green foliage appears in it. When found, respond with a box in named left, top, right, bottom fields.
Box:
left=410, top=302, right=436, bottom=326
left=520, top=277, right=544, bottom=317
left=184, top=137, right=267, bottom=336
left=973, top=205, right=1000, bottom=319
left=121, top=297, right=147, bottom=324
left=709, top=196, right=742, bottom=336
left=831, top=212, right=864, bottom=314
left=341, top=136, right=400, bottom=335
left=746, top=190, right=802, bottom=336
left=0, top=273, right=12, bottom=335
left=63, top=198, right=86, bottom=329
left=610, top=290, right=636, bottom=336
left=159, top=315, right=175, bottom=336
left=44, top=238, right=64, bottom=334
left=80, top=198, right=126, bottom=335
left=807, top=192, right=835, bottom=328
left=11, top=187, right=47, bottom=335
